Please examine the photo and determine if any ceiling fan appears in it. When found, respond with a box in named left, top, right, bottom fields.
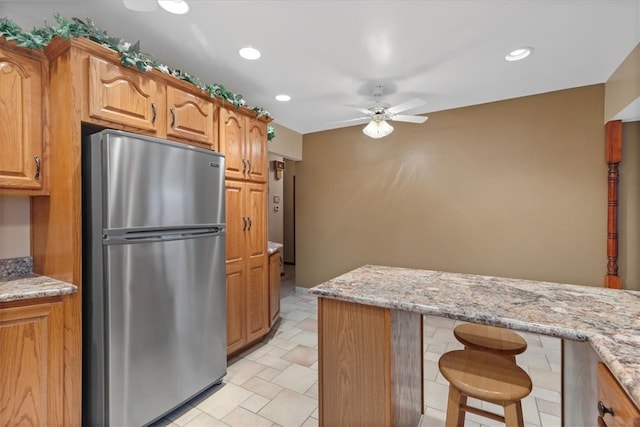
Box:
left=342, top=85, right=429, bottom=139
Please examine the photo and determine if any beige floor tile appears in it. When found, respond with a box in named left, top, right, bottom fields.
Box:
left=184, top=412, right=229, bottom=427
left=535, top=397, right=561, bottom=417
left=254, top=354, right=293, bottom=371
left=538, top=411, right=562, bottom=426
left=151, top=419, right=179, bottom=427
left=420, top=407, right=446, bottom=426
left=424, top=359, right=439, bottom=381
left=289, top=330, right=318, bottom=347
left=528, top=367, right=561, bottom=392
left=256, top=366, right=281, bottom=381
left=529, top=386, right=561, bottom=403
left=242, top=343, right=276, bottom=361
left=295, top=318, right=318, bottom=332
left=424, top=379, right=450, bottom=412
left=222, top=406, right=274, bottom=427
left=309, top=361, right=318, bottom=371
left=240, top=393, right=271, bottom=413
left=225, top=359, right=267, bottom=386
left=281, top=344, right=318, bottom=367
left=281, top=310, right=312, bottom=322
left=165, top=404, right=202, bottom=426
left=301, top=416, right=318, bottom=427
left=275, top=327, right=304, bottom=341
left=242, top=376, right=284, bottom=399
left=303, top=382, right=318, bottom=399
left=267, top=337, right=300, bottom=351
left=425, top=316, right=457, bottom=329
left=310, top=407, right=319, bottom=420
left=195, top=382, right=253, bottom=419
left=258, top=389, right=317, bottom=427
left=266, top=347, right=289, bottom=358
left=271, top=364, right=317, bottom=394
left=521, top=395, right=541, bottom=426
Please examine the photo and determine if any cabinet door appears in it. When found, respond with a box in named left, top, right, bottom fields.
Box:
left=166, top=86, right=216, bottom=147
left=245, top=118, right=268, bottom=182
left=226, top=264, right=246, bottom=354
left=0, top=300, right=63, bottom=426
left=246, top=183, right=267, bottom=261
left=269, top=252, right=281, bottom=327
left=0, top=46, right=44, bottom=191
left=88, top=56, right=160, bottom=132
left=597, top=362, right=640, bottom=427
left=220, top=107, right=246, bottom=180
left=246, top=259, right=268, bottom=342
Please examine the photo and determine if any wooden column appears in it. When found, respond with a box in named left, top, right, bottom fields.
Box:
left=605, top=120, right=622, bottom=289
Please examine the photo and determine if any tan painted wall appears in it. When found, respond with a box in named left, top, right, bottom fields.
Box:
left=619, top=121, right=640, bottom=290
left=268, top=154, right=284, bottom=243
left=296, top=85, right=607, bottom=288
left=0, top=195, right=30, bottom=258
left=605, top=42, right=640, bottom=122
left=269, top=122, right=303, bottom=161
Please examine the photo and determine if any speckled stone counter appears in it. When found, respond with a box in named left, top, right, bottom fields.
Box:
left=268, top=241, right=283, bottom=255
left=0, top=257, right=77, bottom=303
left=309, top=264, right=640, bottom=408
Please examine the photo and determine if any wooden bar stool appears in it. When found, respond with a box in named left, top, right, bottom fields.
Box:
left=438, top=349, right=532, bottom=427
left=453, top=323, right=527, bottom=362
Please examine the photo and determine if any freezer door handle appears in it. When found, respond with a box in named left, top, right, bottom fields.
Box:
left=104, top=226, right=224, bottom=244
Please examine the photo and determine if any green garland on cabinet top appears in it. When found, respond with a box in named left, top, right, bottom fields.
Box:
left=0, top=13, right=276, bottom=141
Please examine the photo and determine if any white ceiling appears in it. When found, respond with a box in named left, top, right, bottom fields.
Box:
left=1, top=1, right=639, bottom=134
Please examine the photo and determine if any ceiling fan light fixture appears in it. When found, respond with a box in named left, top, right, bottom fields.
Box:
left=505, top=47, right=533, bottom=62
left=157, top=0, right=189, bottom=14
left=363, top=119, right=394, bottom=139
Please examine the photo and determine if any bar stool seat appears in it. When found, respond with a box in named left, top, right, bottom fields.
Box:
left=453, top=323, right=527, bottom=362
left=439, top=349, right=532, bottom=427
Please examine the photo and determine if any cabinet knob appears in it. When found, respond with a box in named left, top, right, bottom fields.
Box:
left=34, top=155, right=41, bottom=180
left=597, top=400, right=614, bottom=418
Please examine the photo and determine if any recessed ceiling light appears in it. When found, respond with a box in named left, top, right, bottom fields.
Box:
left=505, top=47, right=533, bottom=62
left=275, top=94, right=291, bottom=102
left=123, top=0, right=158, bottom=12
left=239, top=47, right=261, bottom=60
left=157, top=0, right=189, bottom=15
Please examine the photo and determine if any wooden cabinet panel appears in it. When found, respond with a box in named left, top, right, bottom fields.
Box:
left=598, top=362, right=640, bottom=427
left=246, top=261, right=268, bottom=342
left=0, top=299, right=63, bottom=427
left=225, top=180, right=268, bottom=355
left=269, top=252, right=281, bottom=327
left=220, top=108, right=245, bottom=180
left=0, top=43, right=45, bottom=192
left=166, top=86, right=216, bottom=147
left=225, top=265, right=246, bottom=354
left=245, top=118, right=267, bottom=182
left=88, top=55, right=160, bottom=132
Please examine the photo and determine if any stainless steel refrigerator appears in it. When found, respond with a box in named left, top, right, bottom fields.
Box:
left=82, top=129, right=226, bottom=426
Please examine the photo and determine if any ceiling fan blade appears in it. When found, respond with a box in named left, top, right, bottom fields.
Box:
left=330, top=116, right=371, bottom=125
left=346, top=105, right=374, bottom=116
left=390, top=114, right=428, bottom=124
left=386, top=98, right=426, bottom=115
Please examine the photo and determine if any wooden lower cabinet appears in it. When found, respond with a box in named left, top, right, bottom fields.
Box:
left=269, top=251, right=281, bottom=327
left=225, top=180, right=268, bottom=355
left=0, top=297, right=64, bottom=426
left=597, top=362, right=640, bottom=426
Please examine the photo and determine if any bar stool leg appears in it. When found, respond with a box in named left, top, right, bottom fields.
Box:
left=503, top=400, right=524, bottom=427
left=445, top=386, right=466, bottom=427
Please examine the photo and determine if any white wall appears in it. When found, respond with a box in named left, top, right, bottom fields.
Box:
left=0, top=195, right=30, bottom=258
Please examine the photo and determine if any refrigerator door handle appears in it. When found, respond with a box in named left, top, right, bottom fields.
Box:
left=104, top=227, right=224, bottom=245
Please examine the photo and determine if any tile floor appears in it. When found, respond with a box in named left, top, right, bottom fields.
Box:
left=154, top=265, right=562, bottom=427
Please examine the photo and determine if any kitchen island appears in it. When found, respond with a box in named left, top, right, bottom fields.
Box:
left=309, top=265, right=640, bottom=426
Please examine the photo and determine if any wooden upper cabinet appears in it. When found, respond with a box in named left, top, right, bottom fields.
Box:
left=0, top=42, right=46, bottom=193
left=220, top=107, right=246, bottom=180
left=166, top=86, right=216, bottom=148
left=245, top=118, right=268, bottom=183
left=88, top=55, right=161, bottom=132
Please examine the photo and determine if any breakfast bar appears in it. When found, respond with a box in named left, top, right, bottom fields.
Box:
left=309, top=265, right=640, bottom=426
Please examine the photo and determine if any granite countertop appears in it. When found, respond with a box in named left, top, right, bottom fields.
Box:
left=0, top=257, right=77, bottom=303
left=268, top=241, right=283, bottom=255
left=309, top=264, right=640, bottom=408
